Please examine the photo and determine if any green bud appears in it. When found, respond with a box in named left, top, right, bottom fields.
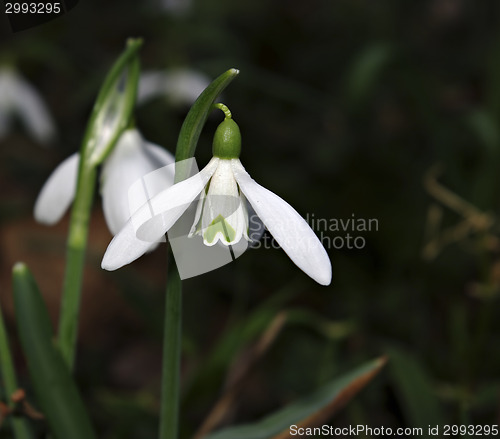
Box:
left=212, top=118, right=241, bottom=159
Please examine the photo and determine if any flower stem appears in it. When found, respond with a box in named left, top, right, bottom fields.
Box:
left=159, top=250, right=182, bottom=439
left=213, top=102, right=232, bottom=119
left=157, top=68, right=240, bottom=438
left=57, top=40, right=142, bottom=370
left=58, top=162, right=97, bottom=369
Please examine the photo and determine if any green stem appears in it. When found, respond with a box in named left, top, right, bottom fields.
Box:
left=157, top=68, right=240, bottom=438
left=213, top=103, right=232, bottom=119
left=57, top=40, right=142, bottom=370
left=0, top=302, right=32, bottom=439
left=58, top=163, right=97, bottom=369
left=159, top=251, right=182, bottom=439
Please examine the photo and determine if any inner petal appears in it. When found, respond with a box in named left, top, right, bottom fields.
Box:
left=196, top=160, right=249, bottom=246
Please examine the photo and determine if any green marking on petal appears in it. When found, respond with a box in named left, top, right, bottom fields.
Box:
left=204, top=214, right=236, bottom=244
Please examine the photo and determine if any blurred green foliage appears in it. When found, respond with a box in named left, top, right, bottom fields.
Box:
left=1, top=0, right=500, bottom=437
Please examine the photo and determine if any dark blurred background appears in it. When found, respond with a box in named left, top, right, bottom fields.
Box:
left=1, top=0, right=500, bottom=437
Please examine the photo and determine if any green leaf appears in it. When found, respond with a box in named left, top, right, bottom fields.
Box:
left=174, top=68, right=239, bottom=178
left=388, top=347, right=445, bottom=427
left=201, top=357, right=386, bottom=439
left=12, top=263, right=98, bottom=439
left=0, top=300, right=33, bottom=439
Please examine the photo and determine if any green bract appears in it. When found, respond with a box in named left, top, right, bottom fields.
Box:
left=85, top=38, right=142, bottom=166
left=212, top=117, right=241, bottom=159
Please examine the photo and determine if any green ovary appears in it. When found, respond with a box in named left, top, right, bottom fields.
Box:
left=204, top=214, right=236, bottom=244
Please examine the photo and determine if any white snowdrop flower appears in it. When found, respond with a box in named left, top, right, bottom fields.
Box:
left=138, top=69, right=211, bottom=107
left=0, top=67, right=56, bottom=145
left=34, top=128, right=175, bottom=236
left=102, top=115, right=332, bottom=286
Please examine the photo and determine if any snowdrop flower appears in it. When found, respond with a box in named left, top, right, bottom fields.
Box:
left=102, top=110, right=332, bottom=285
left=0, top=67, right=56, bottom=144
left=138, top=69, right=211, bottom=107
left=34, top=128, right=175, bottom=235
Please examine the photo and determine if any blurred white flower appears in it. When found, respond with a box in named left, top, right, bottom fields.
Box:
left=138, top=69, right=211, bottom=106
left=34, top=128, right=175, bottom=235
left=0, top=67, right=56, bottom=145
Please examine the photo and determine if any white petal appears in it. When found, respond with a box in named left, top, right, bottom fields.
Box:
left=100, top=129, right=174, bottom=235
left=101, top=218, right=156, bottom=271
left=34, top=153, right=80, bottom=224
left=12, top=73, right=56, bottom=144
left=136, top=158, right=220, bottom=241
left=101, top=158, right=219, bottom=271
left=188, top=186, right=207, bottom=237
left=232, top=160, right=332, bottom=286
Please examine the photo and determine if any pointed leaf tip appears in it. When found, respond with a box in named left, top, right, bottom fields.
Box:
left=13, top=262, right=28, bottom=275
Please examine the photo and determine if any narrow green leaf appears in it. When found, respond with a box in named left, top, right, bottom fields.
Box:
left=0, top=301, right=33, bottom=439
left=202, top=357, right=386, bottom=439
left=12, top=263, right=98, bottom=439
left=388, top=347, right=445, bottom=427
left=174, top=68, right=239, bottom=179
